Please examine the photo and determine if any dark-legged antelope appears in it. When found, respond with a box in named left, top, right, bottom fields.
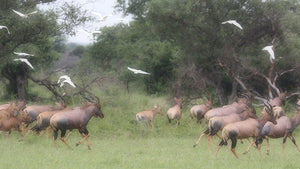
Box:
left=193, top=104, right=256, bottom=148
left=50, top=101, right=104, bottom=150
left=256, top=100, right=300, bottom=155
left=167, top=97, right=183, bottom=125
left=136, top=105, right=163, bottom=129
left=190, top=100, right=213, bottom=124
left=215, top=102, right=277, bottom=159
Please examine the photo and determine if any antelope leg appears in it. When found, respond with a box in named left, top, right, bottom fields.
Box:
left=60, top=137, right=73, bottom=150
left=76, top=133, right=90, bottom=147
left=64, top=131, right=73, bottom=141
left=193, top=132, right=206, bottom=147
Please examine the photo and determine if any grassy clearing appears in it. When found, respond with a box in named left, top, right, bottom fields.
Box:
left=1, top=85, right=300, bottom=168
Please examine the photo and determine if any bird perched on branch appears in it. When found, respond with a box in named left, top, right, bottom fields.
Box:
left=127, top=67, right=150, bottom=75
left=221, top=20, right=243, bottom=30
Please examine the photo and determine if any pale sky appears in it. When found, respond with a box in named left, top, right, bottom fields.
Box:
left=39, top=0, right=132, bottom=45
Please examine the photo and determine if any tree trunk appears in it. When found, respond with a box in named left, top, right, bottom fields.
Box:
left=16, top=74, right=27, bottom=101
left=228, top=80, right=238, bottom=104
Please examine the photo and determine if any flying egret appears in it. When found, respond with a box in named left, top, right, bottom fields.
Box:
left=0, top=25, right=10, bottom=34
left=13, top=52, right=34, bottom=56
left=221, top=20, right=243, bottom=30
left=262, top=45, right=275, bottom=63
left=119, top=18, right=130, bottom=26
left=128, top=67, right=150, bottom=75
left=91, top=12, right=110, bottom=21
left=13, top=58, right=34, bottom=69
left=57, top=75, right=76, bottom=88
left=12, top=9, right=37, bottom=18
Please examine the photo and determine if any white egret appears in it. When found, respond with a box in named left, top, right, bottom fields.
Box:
left=13, top=58, right=34, bottom=69
left=79, top=29, right=101, bottom=38
left=13, top=52, right=34, bottom=56
left=12, top=9, right=37, bottom=18
left=57, top=75, right=76, bottom=88
left=262, top=45, right=275, bottom=63
left=0, top=25, right=10, bottom=34
left=128, top=67, right=150, bottom=75
left=91, top=12, right=110, bottom=21
left=221, top=20, right=243, bottom=30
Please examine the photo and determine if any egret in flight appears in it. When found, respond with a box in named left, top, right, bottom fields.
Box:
left=13, top=58, right=34, bottom=69
left=0, top=25, right=10, bottom=34
left=91, top=12, right=110, bottom=21
left=128, top=67, right=150, bottom=75
left=12, top=9, right=37, bottom=18
left=262, top=45, right=275, bottom=63
left=57, top=75, right=76, bottom=88
left=13, top=52, right=34, bottom=56
left=221, top=20, right=243, bottom=30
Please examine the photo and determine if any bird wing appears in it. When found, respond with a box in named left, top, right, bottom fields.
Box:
left=92, top=31, right=101, bottom=34
left=22, top=59, right=34, bottom=69
left=13, top=58, right=34, bottom=69
left=222, top=20, right=243, bottom=30
left=128, top=67, right=139, bottom=73
left=27, top=11, right=37, bottom=16
left=61, top=79, right=76, bottom=88
left=0, top=26, right=10, bottom=34
left=57, top=75, right=70, bottom=84
left=12, top=10, right=26, bottom=17
left=137, top=70, right=151, bottom=75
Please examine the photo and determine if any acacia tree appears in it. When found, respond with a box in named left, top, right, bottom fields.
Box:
left=0, top=0, right=89, bottom=100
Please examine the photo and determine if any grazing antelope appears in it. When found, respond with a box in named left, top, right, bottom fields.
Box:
left=23, top=102, right=66, bottom=127
left=136, top=105, right=163, bottom=129
left=193, top=104, right=257, bottom=148
left=166, top=97, right=183, bottom=125
left=50, top=102, right=104, bottom=150
left=215, top=102, right=277, bottom=159
left=190, top=101, right=213, bottom=124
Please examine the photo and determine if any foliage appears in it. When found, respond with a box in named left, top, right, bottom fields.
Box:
left=0, top=0, right=90, bottom=100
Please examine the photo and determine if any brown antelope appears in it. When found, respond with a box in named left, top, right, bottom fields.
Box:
left=50, top=102, right=104, bottom=150
left=190, top=101, right=213, bottom=124
left=0, top=102, right=20, bottom=120
left=31, top=108, right=72, bottom=137
left=204, top=96, right=251, bottom=122
left=0, top=113, right=29, bottom=140
left=193, top=104, right=257, bottom=148
left=269, top=92, right=286, bottom=107
left=0, top=101, right=26, bottom=111
left=23, top=102, right=66, bottom=128
left=136, top=105, right=163, bottom=129
left=215, top=102, right=277, bottom=159
left=257, top=100, right=300, bottom=155
left=166, top=97, right=183, bottom=125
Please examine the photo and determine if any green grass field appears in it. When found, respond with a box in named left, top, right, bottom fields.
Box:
left=1, top=87, right=300, bottom=169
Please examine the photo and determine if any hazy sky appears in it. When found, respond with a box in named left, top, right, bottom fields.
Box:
left=39, top=0, right=131, bottom=44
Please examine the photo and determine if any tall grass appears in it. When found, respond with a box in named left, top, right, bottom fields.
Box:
left=1, top=83, right=300, bottom=168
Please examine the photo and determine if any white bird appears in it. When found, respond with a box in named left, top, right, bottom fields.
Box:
left=0, top=25, right=10, bottom=34
left=119, top=18, right=130, bottom=26
left=128, top=67, right=150, bottom=75
left=91, top=12, right=110, bottom=21
left=13, top=58, right=34, bottom=69
left=57, top=75, right=76, bottom=88
left=13, top=52, right=34, bottom=56
left=221, top=20, right=243, bottom=30
left=12, top=9, right=37, bottom=18
left=262, top=45, right=275, bottom=63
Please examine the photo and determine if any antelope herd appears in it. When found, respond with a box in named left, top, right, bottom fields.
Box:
left=0, top=93, right=300, bottom=158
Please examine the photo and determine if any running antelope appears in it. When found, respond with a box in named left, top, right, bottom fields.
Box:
left=136, top=105, right=163, bottom=129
